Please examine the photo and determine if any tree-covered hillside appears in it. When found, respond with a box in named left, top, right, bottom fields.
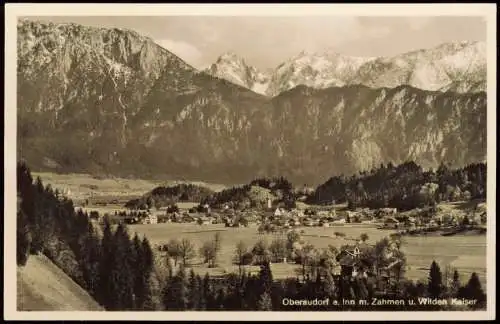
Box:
left=125, top=183, right=215, bottom=210
left=308, top=161, right=486, bottom=211
left=17, top=161, right=155, bottom=310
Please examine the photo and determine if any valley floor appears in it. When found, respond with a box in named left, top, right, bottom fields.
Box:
left=128, top=222, right=487, bottom=289
left=32, top=172, right=488, bottom=292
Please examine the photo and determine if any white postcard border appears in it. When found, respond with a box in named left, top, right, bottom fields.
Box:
left=4, top=3, right=497, bottom=321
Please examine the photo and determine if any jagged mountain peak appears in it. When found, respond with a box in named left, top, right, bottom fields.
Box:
left=205, top=51, right=270, bottom=95
left=264, top=50, right=373, bottom=97
left=435, top=40, right=485, bottom=50
left=208, top=40, right=485, bottom=97
left=217, top=51, right=245, bottom=62
left=291, top=48, right=371, bottom=60
left=18, top=18, right=196, bottom=74
left=17, top=20, right=487, bottom=185
left=18, top=18, right=145, bottom=43
left=353, top=40, right=486, bottom=93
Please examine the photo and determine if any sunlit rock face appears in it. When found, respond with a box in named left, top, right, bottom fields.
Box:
left=17, top=20, right=487, bottom=185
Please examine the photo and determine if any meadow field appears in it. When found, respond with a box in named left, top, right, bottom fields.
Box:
left=32, top=172, right=227, bottom=205
left=128, top=222, right=487, bottom=288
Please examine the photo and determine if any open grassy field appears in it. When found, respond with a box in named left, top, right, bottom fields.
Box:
left=33, top=172, right=227, bottom=206
left=129, top=222, right=486, bottom=287
left=402, top=235, right=487, bottom=289
left=33, top=172, right=163, bottom=202
left=129, top=222, right=304, bottom=278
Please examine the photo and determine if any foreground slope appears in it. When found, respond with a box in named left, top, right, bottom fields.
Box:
left=17, top=254, right=103, bottom=311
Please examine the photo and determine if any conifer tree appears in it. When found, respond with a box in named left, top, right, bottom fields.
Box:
left=221, top=273, right=241, bottom=310
left=258, top=260, right=274, bottom=305
left=215, top=288, right=226, bottom=310
left=197, top=274, right=206, bottom=310
left=283, top=277, right=300, bottom=304
left=239, top=270, right=250, bottom=310
left=17, top=162, right=35, bottom=227
left=132, top=233, right=143, bottom=310
left=139, top=236, right=155, bottom=310
left=179, top=265, right=189, bottom=310
left=323, top=270, right=336, bottom=300
left=163, top=265, right=188, bottom=310
left=79, top=222, right=101, bottom=297
left=112, top=223, right=135, bottom=310
left=460, top=272, right=486, bottom=309
left=161, top=275, right=171, bottom=310
left=30, top=177, right=49, bottom=254
left=257, top=291, right=273, bottom=311
left=428, top=260, right=443, bottom=298
left=450, top=270, right=461, bottom=298
left=16, top=194, right=31, bottom=266
left=97, top=216, right=115, bottom=309
left=187, top=269, right=200, bottom=310
left=141, top=237, right=154, bottom=272
left=314, top=271, right=323, bottom=296
left=202, top=272, right=213, bottom=310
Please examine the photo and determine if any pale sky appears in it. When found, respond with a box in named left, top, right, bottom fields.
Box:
left=26, top=16, right=486, bottom=70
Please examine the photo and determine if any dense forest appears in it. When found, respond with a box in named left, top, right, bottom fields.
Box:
left=125, top=183, right=215, bottom=210
left=308, top=161, right=487, bottom=211
left=17, top=161, right=155, bottom=310
left=200, top=176, right=296, bottom=210
left=198, top=162, right=486, bottom=212
left=16, top=162, right=486, bottom=311
left=124, top=161, right=487, bottom=214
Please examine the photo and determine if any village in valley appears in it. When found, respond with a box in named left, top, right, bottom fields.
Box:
left=16, top=164, right=488, bottom=312
left=48, top=169, right=486, bottom=287
left=78, top=188, right=487, bottom=237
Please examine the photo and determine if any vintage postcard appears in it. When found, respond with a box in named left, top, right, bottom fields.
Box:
left=4, top=3, right=496, bottom=321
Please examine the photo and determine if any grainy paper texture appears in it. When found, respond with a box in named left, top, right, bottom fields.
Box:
left=4, top=3, right=497, bottom=321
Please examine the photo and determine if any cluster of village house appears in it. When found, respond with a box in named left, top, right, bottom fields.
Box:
left=112, top=200, right=484, bottom=230
left=81, top=190, right=485, bottom=230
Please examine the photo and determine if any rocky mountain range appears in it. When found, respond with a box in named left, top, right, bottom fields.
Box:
left=205, top=41, right=486, bottom=97
left=204, top=52, right=271, bottom=95
left=16, top=19, right=487, bottom=185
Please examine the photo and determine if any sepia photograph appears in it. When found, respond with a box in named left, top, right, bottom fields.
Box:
left=4, top=3, right=496, bottom=321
